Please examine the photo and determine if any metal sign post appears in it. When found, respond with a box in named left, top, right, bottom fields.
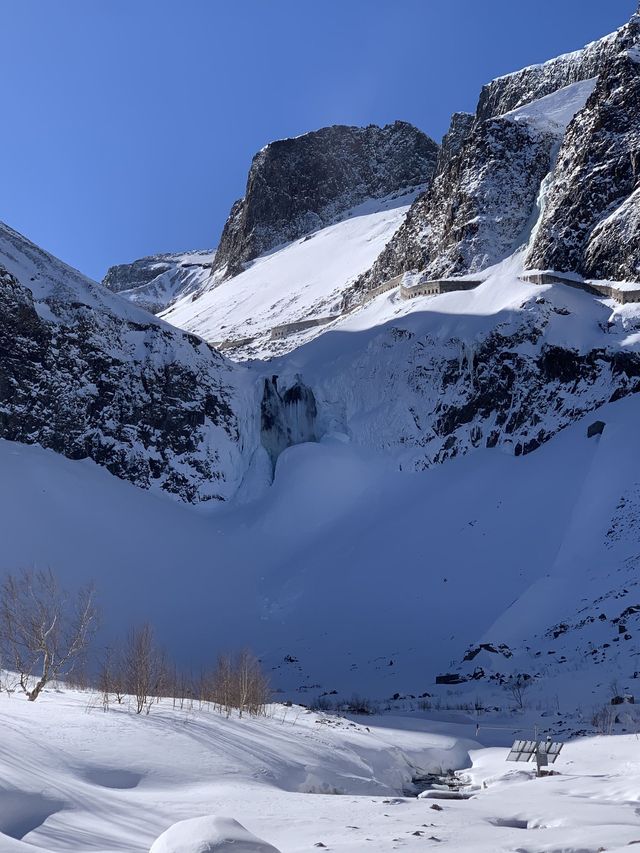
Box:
left=506, top=738, right=563, bottom=777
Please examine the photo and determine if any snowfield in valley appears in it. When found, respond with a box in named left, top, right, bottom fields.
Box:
left=1, top=687, right=640, bottom=852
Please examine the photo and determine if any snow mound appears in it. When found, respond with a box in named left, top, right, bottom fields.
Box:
left=149, top=816, right=281, bottom=853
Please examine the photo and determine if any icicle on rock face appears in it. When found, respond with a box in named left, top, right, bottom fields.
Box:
left=260, top=374, right=318, bottom=470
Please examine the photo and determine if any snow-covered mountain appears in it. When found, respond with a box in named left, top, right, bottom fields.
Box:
left=161, top=189, right=421, bottom=358
left=0, top=222, right=252, bottom=502
left=356, top=11, right=640, bottom=298
left=3, top=6, right=640, bottom=720
left=102, top=249, right=215, bottom=313
left=210, top=121, right=438, bottom=278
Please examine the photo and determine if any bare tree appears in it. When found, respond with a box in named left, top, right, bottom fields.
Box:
left=0, top=568, right=97, bottom=701
left=211, top=650, right=270, bottom=717
left=503, top=673, right=533, bottom=710
left=211, top=653, right=234, bottom=716
left=97, top=644, right=127, bottom=711
left=123, top=623, right=166, bottom=714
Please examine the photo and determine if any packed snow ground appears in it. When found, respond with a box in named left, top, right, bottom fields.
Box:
left=1, top=687, right=640, bottom=852
left=161, top=189, right=421, bottom=357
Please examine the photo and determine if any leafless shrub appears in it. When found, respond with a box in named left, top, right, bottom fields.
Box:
left=210, top=650, right=270, bottom=717
left=123, top=624, right=167, bottom=715
left=0, top=568, right=98, bottom=701
left=592, top=703, right=616, bottom=735
left=342, top=694, right=379, bottom=715
left=97, top=644, right=127, bottom=711
left=503, top=673, right=533, bottom=710
left=310, top=695, right=334, bottom=713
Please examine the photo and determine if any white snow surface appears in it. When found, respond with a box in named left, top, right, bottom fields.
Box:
left=0, top=221, right=167, bottom=328
left=2, top=687, right=640, bottom=852
left=502, top=77, right=598, bottom=133
left=161, top=189, right=421, bottom=357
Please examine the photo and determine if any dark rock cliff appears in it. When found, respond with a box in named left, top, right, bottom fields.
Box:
left=527, top=41, right=640, bottom=280
left=475, top=21, right=635, bottom=120
left=212, top=121, right=439, bottom=277
left=354, top=10, right=640, bottom=299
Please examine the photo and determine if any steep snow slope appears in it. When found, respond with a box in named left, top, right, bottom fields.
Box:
left=162, top=190, right=420, bottom=357
left=211, top=122, right=438, bottom=277
left=502, top=76, right=598, bottom=133
left=3, top=384, right=640, bottom=711
left=265, top=253, right=640, bottom=470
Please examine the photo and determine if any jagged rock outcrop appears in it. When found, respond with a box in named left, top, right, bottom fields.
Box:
left=212, top=121, right=439, bottom=277
left=349, top=114, right=474, bottom=295
left=527, top=41, right=640, bottom=279
left=354, top=10, right=640, bottom=300
left=474, top=21, right=636, bottom=120
left=352, top=112, right=557, bottom=299
left=104, top=256, right=174, bottom=293
left=583, top=187, right=640, bottom=281
left=0, top=223, right=251, bottom=502
left=103, top=250, right=215, bottom=314
left=414, top=118, right=557, bottom=279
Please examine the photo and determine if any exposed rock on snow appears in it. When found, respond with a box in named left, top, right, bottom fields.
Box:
left=282, top=259, right=640, bottom=474
left=356, top=12, right=639, bottom=300
left=527, top=40, right=640, bottom=280
left=212, top=121, right=438, bottom=277
left=149, top=816, right=281, bottom=853
left=162, top=191, right=419, bottom=359
left=353, top=118, right=556, bottom=298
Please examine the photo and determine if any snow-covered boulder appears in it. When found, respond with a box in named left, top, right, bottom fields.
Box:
left=149, top=816, right=281, bottom=853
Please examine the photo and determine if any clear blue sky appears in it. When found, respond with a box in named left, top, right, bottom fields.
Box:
left=1, top=0, right=636, bottom=280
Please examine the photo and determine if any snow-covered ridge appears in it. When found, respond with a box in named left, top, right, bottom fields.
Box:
left=162, top=189, right=421, bottom=358
left=476, top=23, right=627, bottom=120
left=492, top=29, right=619, bottom=83
left=211, top=121, right=438, bottom=277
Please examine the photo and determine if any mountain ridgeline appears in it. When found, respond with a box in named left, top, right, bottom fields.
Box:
left=0, top=6, right=638, bottom=509
left=353, top=11, right=640, bottom=298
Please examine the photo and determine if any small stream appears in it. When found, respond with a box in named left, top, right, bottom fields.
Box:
left=406, top=771, right=475, bottom=800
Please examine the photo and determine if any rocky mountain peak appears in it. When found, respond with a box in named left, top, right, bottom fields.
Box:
left=211, top=121, right=439, bottom=278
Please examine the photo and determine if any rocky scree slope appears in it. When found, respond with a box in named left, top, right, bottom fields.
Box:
left=210, top=121, right=438, bottom=278
left=0, top=222, right=252, bottom=503
left=354, top=11, right=640, bottom=300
